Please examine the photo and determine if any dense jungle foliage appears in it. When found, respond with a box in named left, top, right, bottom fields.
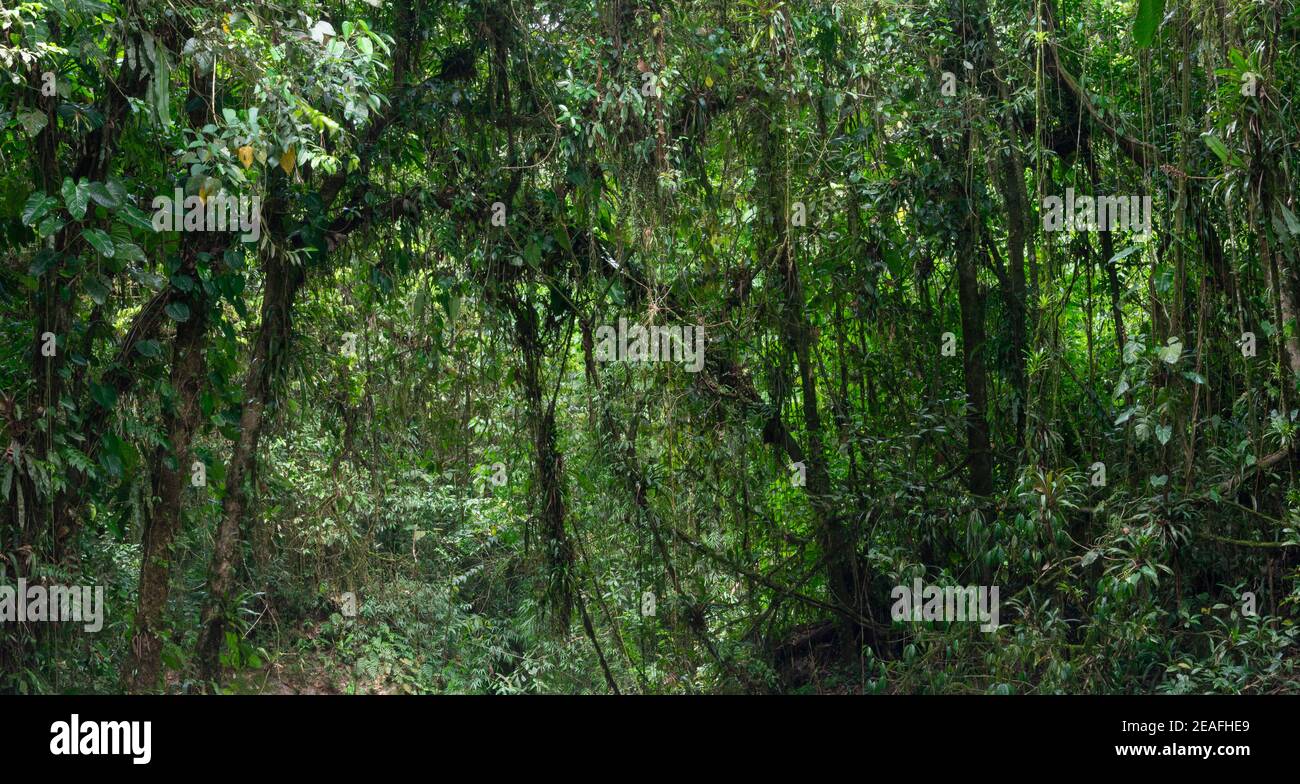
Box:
left=1, top=0, right=1299, bottom=694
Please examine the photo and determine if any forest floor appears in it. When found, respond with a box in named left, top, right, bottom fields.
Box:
left=228, top=656, right=346, bottom=695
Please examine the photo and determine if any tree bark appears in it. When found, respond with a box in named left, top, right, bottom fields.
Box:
left=196, top=251, right=303, bottom=683
left=512, top=297, right=574, bottom=630
left=957, top=194, right=995, bottom=497
left=124, top=249, right=208, bottom=691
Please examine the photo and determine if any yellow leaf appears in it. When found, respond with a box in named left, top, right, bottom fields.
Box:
left=237, top=145, right=253, bottom=169
left=279, top=147, right=296, bottom=174
left=705, top=75, right=714, bottom=88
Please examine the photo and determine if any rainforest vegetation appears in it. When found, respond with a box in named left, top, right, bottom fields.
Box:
left=1, top=0, right=1299, bottom=695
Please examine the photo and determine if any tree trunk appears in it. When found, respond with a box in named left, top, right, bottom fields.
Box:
left=513, top=297, right=574, bottom=630
left=196, top=252, right=303, bottom=683
left=957, top=201, right=995, bottom=497
left=997, top=148, right=1030, bottom=448
left=124, top=249, right=208, bottom=691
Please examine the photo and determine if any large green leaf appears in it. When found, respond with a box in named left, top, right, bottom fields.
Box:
left=1278, top=200, right=1300, bottom=236
left=1200, top=132, right=1242, bottom=167
left=84, top=275, right=111, bottom=305
left=87, top=182, right=122, bottom=209
left=115, top=241, right=146, bottom=263
left=90, top=382, right=118, bottom=409
left=1134, top=0, right=1165, bottom=47
left=62, top=177, right=90, bottom=220
left=82, top=228, right=115, bottom=257
left=165, top=301, right=191, bottom=322
left=17, top=109, right=47, bottom=136
left=118, top=205, right=157, bottom=232
left=143, top=33, right=171, bottom=127
left=21, top=192, right=56, bottom=226
left=134, top=339, right=163, bottom=358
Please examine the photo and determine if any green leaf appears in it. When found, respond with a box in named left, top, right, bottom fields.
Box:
left=1158, top=337, right=1182, bottom=364
left=1123, top=339, right=1145, bottom=364
left=37, top=215, right=65, bottom=238
left=130, top=267, right=166, bottom=291
left=82, top=228, right=115, bottom=257
left=1109, top=245, right=1141, bottom=264
left=1155, top=424, right=1172, bottom=445
left=28, top=250, right=59, bottom=278
left=165, top=301, right=190, bottom=322
left=100, top=433, right=129, bottom=478
left=1134, top=0, right=1165, bottom=48
left=1228, top=48, right=1250, bottom=73
left=115, top=241, right=146, bottom=263
left=17, top=109, right=47, bottom=136
left=1278, top=200, right=1300, bottom=236
left=1200, top=132, right=1241, bottom=167
left=135, top=339, right=163, bottom=358
left=118, top=205, right=156, bottom=232
left=101, top=451, right=123, bottom=478
left=21, top=192, right=56, bottom=226
left=145, top=34, right=171, bottom=127
left=62, top=177, right=89, bottom=220
left=106, top=180, right=129, bottom=206
left=90, top=382, right=117, bottom=409
left=86, top=182, right=122, bottom=209
left=161, top=644, right=184, bottom=670
left=84, top=275, right=111, bottom=305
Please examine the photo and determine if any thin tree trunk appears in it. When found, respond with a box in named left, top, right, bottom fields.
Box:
left=196, top=251, right=303, bottom=683
left=957, top=200, right=994, bottom=497
left=124, top=250, right=208, bottom=691
left=513, top=297, right=574, bottom=630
